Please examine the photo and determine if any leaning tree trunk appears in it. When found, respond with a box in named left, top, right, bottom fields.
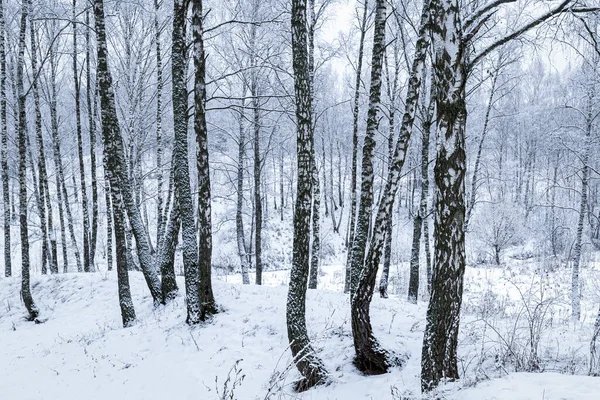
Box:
left=572, top=79, right=595, bottom=321
left=236, top=100, right=250, bottom=284
left=49, top=32, right=70, bottom=274
left=352, top=0, right=432, bottom=374
left=349, top=0, right=397, bottom=374
left=17, top=0, right=38, bottom=320
left=286, top=0, right=329, bottom=391
left=0, top=0, right=10, bottom=277
left=193, top=0, right=217, bottom=317
left=73, top=0, right=91, bottom=273
left=86, top=8, right=98, bottom=269
left=344, top=0, right=368, bottom=294
left=421, top=0, right=468, bottom=391
left=94, top=0, right=161, bottom=304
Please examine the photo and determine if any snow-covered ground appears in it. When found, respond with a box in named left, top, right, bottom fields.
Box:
left=1, top=264, right=599, bottom=399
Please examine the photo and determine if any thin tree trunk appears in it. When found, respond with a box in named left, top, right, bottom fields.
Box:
left=465, top=70, right=498, bottom=229
left=17, top=0, right=38, bottom=321
left=252, top=81, right=263, bottom=285
left=73, top=0, right=91, bottom=273
left=572, top=76, right=595, bottom=321
left=193, top=0, right=217, bottom=317
left=237, top=101, right=250, bottom=284
left=49, top=33, right=69, bottom=274
left=30, top=13, right=54, bottom=275
left=344, top=0, right=368, bottom=294
left=0, top=0, right=10, bottom=277
left=287, top=0, right=329, bottom=390
left=154, top=0, right=165, bottom=252
left=309, top=160, right=320, bottom=289
left=407, top=70, right=435, bottom=303
left=86, top=8, right=98, bottom=270
left=104, top=173, right=113, bottom=271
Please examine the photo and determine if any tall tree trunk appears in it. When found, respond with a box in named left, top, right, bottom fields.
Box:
left=172, top=0, right=202, bottom=322
left=86, top=8, right=98, bottom=270
left=421, top=0, right=467, bottom=391
left=287, top=0, right=329, bottom=390
left=349, top=0, right=396, bottom=374
left=94, top=0, right=161, bottom=304
left=73, top=0, right=91, bottom=273
left=379, top=41, right=401, bottom=299
left=344, top=0, right=368, bottom=294
left=0, top=0, right=10, bottom=278
left=572, top=77, right=595, bottom=321
left=237, top=101, right=250, bottom=284
left=352, top=0, right=432, bottom=374
left=154, top=0, right=165, bottom=252
left=17, top=0, right=38, bottom=321
left=157, top=161, right=179, bottom=303
left=192, top=0, right=217, bottom=317
left=49, top=33, right=70, bottom=274
left=30, top=13, right=55, bottom=274
left=252, top=82, right=263, bottom=285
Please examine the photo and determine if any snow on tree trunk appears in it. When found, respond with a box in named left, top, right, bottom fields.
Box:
left=309, top=159, right=320, bottom=289
left=94, top=0, right=161, bottom=304
left=286, top=0, right=329, bottom=391
left=17, top=0, right=38, bottom=321
left=172, top=0, right=202, bottom=323
left=192, top=0, right=217, bottom=318
left=344, top=0, right=368, bottom=294
left=154, top=0, right=165, bottom=254
left=350, top=0, right=432, bottom=374
left=421, top=0, right=468, bottom=391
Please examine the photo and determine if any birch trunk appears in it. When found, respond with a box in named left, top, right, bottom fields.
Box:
left=94, top=0, right=161, bottom=304
left=192, top=0, right=217, bottom=317
left=0, top=0, right=10, bottom=277
left=287, top=0, right=328, bottom=390
left=17, top=0, right=38, bottom=320
left=237, top=101, right=250, bottom=284
left=86, top=8, right=98, bottom=269
left=344, top=0, right=368, bottom=294
left=421, top=0, right=468, bottom=391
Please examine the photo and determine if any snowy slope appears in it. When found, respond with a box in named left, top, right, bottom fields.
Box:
left=1, top=267, right=599, bottom=399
